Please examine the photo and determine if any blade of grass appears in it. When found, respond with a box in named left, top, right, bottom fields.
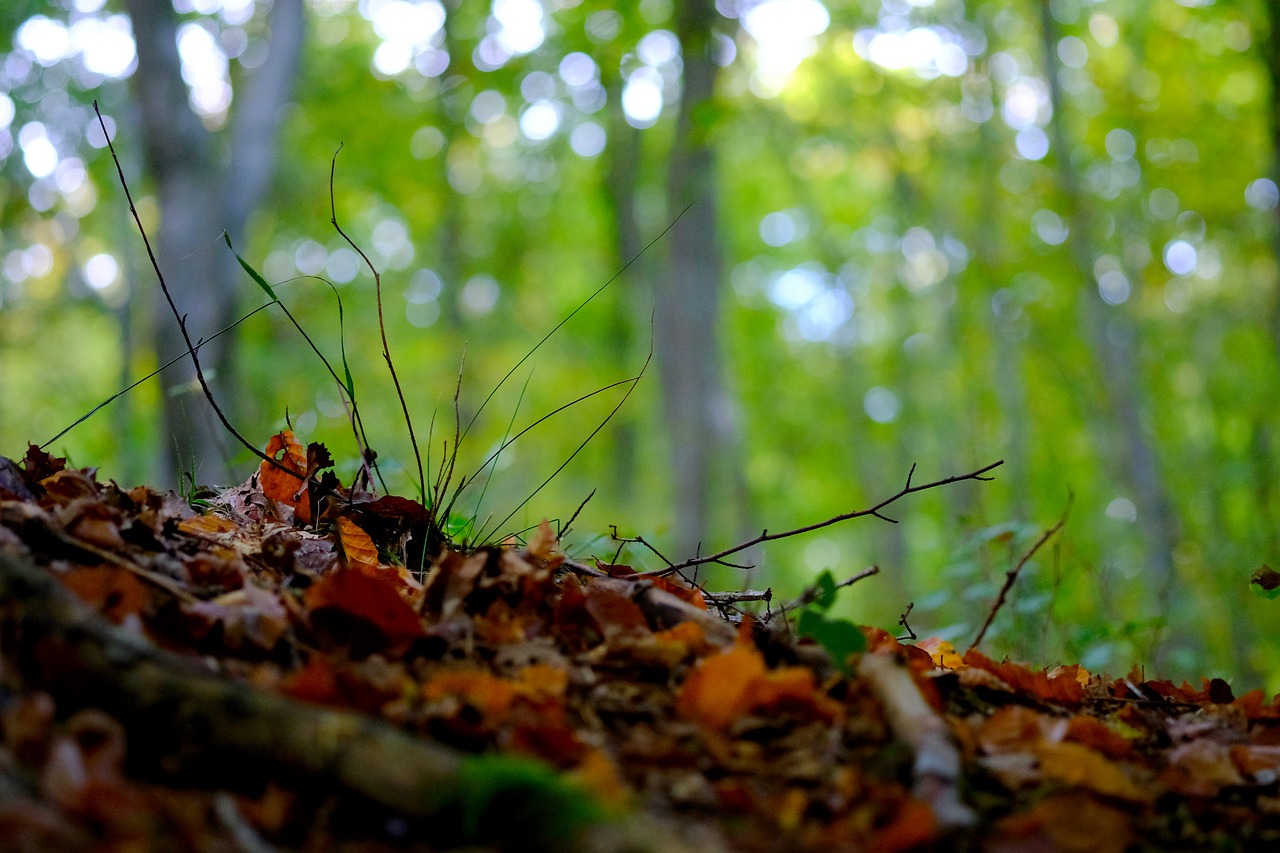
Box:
left=469, top=368, right=534, bottom=535
left=460, top=201, right=694, bottom=444
left=223, top=233, right=383, bottom=491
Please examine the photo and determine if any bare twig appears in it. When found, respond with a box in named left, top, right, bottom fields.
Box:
left=762, top=567, right=880, bottom=626
left=968, top=494, right=1073, bottom=655
left=328, top=146, right=426, bottom=501
left=897, top=601, right=917, bottom=642
left=646, top=460, right=1003, bottom=577
left=702, top=589, right=772, bottom=606
left=93, top=102, right=299, bottom=482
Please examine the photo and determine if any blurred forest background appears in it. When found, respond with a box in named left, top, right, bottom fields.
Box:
left=2, top=0, right=1279, bottom=687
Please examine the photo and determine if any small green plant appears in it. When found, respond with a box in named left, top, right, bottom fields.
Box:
left=794, top=569, right=868, bottom=673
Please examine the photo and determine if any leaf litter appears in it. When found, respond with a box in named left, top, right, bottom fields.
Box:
left=1, top=439, right=1280, bottom=851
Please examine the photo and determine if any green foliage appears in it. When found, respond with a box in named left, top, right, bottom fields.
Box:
left=795, top=570, right=868, bottom=673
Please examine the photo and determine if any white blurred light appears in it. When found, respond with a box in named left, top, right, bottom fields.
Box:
left=768, top=267, right=823, bottom=309
left=1015, top=127, right=1049, bottom=160
left=569, top=122, right=606, bottom=157
left=1246, top=178, right=1280, bottom=211
left=559, top=52, right=598, bottom=86
left=19, top=128, right=58, bottom=179
left=177, top=22, right=232, bottom=118
left=622, top=68, right=664, bottom=127
left=519, top=100, right=560, bottom=140
left=461, top=274, right=500, bottom=315
left=1105, top=497, right=1137, bottom=522
left=1097, top=269, right=1130, bottom=305
left=637, top=30, right=679, bottom=66
left=17, top=16, right=70, bottom=65
left=1001, top=78, right=1049, bottom=130
left=72, top=15, right=135, bottom=78
left=83, top=253, right=119, bottom=290
left=1163, top=240, right=1197, bottom=276
left=1032, top=209, right=1068, bottom=245
left=743, top=0, right=829, bottom=94
left=494, top=0, right=545, bottom=55
left=1105, top=128, right=1136, bottom=161
left=864, top=386, right=900, bottom=423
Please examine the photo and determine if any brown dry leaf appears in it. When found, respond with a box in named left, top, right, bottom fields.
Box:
left=336, top=516, right=380, bottom=573
left=1161, top=738, right=1246, bottom=797
left=678, top=639, right=839, bottom=732
left=178, top=514, right=238, bottom=536
left=964, top=649, right=1085, bottom=706
left=182, top=584, right=289, bottom=651
left=258, top=430, right=309, bottom=523
left=583, top=580, right=650, bottom=640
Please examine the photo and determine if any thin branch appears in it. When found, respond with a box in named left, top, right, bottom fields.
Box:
left=896, top=596, right=916, bottom=637
left=93, top=102, right=299, bottom=482
left=702, top=589, right=772, bottom=606
left=967, top=494, right=1073, bottom=655
left=328, top=146, right=426, bottom=501
left=650, top=461, right=1004, bottom=576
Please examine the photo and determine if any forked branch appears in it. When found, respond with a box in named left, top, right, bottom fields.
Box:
left=645, top=460, right=1005, bottom=576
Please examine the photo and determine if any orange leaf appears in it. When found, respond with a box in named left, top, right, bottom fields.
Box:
left=336, top=517, right=380, bottom=573
left=59, top=566, right=151, bottom=624
left=259, top=430, right=309, bottom=522
left=677, top=644, right=767, bottom=730
left=423, top=669, right=518, bottom=719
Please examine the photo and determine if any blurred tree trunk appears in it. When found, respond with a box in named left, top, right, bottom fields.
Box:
left=124, top=0, right=305, bottom=488
left=660, top=0, right=747, bottom=562
left=1037, top=4, right=1179, bottom=600
left=602, top=90, right=644, bottom=506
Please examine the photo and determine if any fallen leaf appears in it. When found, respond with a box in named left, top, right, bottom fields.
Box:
left=258, top=430, right=309, bottom=523
left=336, top=516, right=381, bottom=573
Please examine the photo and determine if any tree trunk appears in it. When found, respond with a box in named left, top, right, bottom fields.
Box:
left=659, top=0, right=745, bottom=562
left=1036, top=3, right=1179, bottom=600
left=124, top=0, right=305, bottom=488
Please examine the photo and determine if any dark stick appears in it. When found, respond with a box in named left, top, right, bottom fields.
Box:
left=92, top=102, right=300, bottom=482
left=897, top=601, right=917, bottom=642
left=647, top=460, right=1005, bottom=576
left=967, top=494, right=1073, bottom=655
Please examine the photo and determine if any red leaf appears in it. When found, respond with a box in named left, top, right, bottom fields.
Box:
left=305, top=567, right=424, bottom=652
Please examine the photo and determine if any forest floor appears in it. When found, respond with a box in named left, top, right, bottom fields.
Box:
left=2, top=437, right=1279, bottom=852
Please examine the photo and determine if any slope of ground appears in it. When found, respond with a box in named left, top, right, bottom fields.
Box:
left=1, top=439, right=1279, bottom=852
